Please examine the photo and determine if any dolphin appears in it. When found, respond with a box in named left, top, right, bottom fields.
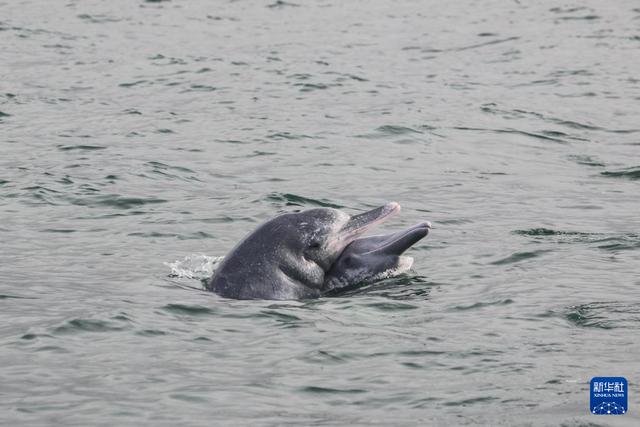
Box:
left=207, top=202, right=402, bottom=300
left=323, top=222, right=431, bottom=294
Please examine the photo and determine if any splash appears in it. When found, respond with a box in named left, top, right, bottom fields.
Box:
left=164, top=254, right=224, bottom=280
left=374, top=256, right=414, bottom=281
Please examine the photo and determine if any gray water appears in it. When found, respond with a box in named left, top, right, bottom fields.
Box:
left=1, top=0, right=639, bottom=425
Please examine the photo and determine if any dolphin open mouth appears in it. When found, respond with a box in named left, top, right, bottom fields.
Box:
left=363, top=222, right=431, bottom=256
left=323, top=208, right=431, bottom=295
left=339, top=202, right=401, bottom=239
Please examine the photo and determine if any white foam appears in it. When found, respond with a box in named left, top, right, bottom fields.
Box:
left=373, top=256, right=414, bottom=281
left=164, top=254, right=224, bottom=279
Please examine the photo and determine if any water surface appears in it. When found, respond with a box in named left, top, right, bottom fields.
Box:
left=2, top=0, right=639, bottom=425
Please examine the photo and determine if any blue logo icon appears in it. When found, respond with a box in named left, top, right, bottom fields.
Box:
left=590, top=377, right=627, bottom=415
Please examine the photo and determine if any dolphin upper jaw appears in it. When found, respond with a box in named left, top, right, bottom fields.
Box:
left=319, top=202, right=402, bottom=268
left=337, top=202, right=401, bottom=240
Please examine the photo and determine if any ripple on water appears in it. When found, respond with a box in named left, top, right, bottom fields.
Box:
left=299, top=350, right=353, bottom=365
left=514, top=228, right=640, bottom=251
left=600, top=167, right=640, bottom=180
left=294, top=82, right=333, bottom=92
left=161, top=303, right=217, bottom=316
left=479, top=103, right=624, bottom=132
left=375, top=125, right=423, bottom=135
left=143, top=161, right=200, bottom=182
left=128, top=231, right=213, bottom=240
left=52, top=318, right=129, bottom=335
left=491, top=250, right=552, bottom=265
left=77, top=13, right=121, bottom=24
left=356, top=125, right=425, bottom=140
left=118, top=80, right=148, bottom=88
left=70, top=195, right=167, bottom=209
left=1, top=294, right=36, bottom=300
left=513, top=228, right=596, bottom=239
left=566, top=154, right=605, bottom=167
left=20, top=333, right=53, bottom=340
left=136, top=329, right=168, bottom=337
left=515, top=228, right=576, bottom=236
left=170, top=393, right=208, bottom=403
left=22, top=185, right=62, bottom=206
left=57, top=145, right=106, bottom=151
left=593, top=235, right=640, bottom=252
left=333, top=276, right=436, bottom=300
left=443, top=396, right=499, bottom=407
left=41, top=228, right=76, bottom=233
left=455, top=126, right=570, bottom=144
left=437, top=218, right=472, bottom=225
left=264, top=192, right=343, bottom=209
left=265, top=131, right=314, bottom=140
left=450, top=299, right=514, bottom=311
left=364, top=301, right=418, bottom=311
left=181, top=84, right=216, bottom=93
left=300, top=386, right=367, bottom=395
left=256, top=309, right=309, bottom=328
left=565, top=302, right=640, bottom=329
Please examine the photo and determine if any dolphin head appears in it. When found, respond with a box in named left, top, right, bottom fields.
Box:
left=276, top=202, right=401, bottom=293
left=208, top=201, right=404, bottom=300
left=323, top=221, right=431, bottom=293
left=293, top=202, right=401, bottom=271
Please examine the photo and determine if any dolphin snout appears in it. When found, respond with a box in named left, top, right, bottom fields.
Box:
left=340, top=221, right=429, bottom=258
left=376, top=222, right=430, bottom=256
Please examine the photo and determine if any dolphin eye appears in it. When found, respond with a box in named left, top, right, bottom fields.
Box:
left=309, top=241, right=321, bottom=250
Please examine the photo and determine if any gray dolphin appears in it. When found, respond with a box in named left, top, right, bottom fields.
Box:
left=207, top=202, right=401, bottom=300
left=323, top=222, right=431, bottom=294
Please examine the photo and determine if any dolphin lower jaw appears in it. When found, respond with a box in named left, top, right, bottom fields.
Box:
left=365, top=222, right=430, bottom=256
left=323, top=256, right=413, bottom=293
left=321, top=220, right=428, bottom=295
left=367, top=256, right=414, bottom=281
left=323, top=268, right=368, bottom=292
